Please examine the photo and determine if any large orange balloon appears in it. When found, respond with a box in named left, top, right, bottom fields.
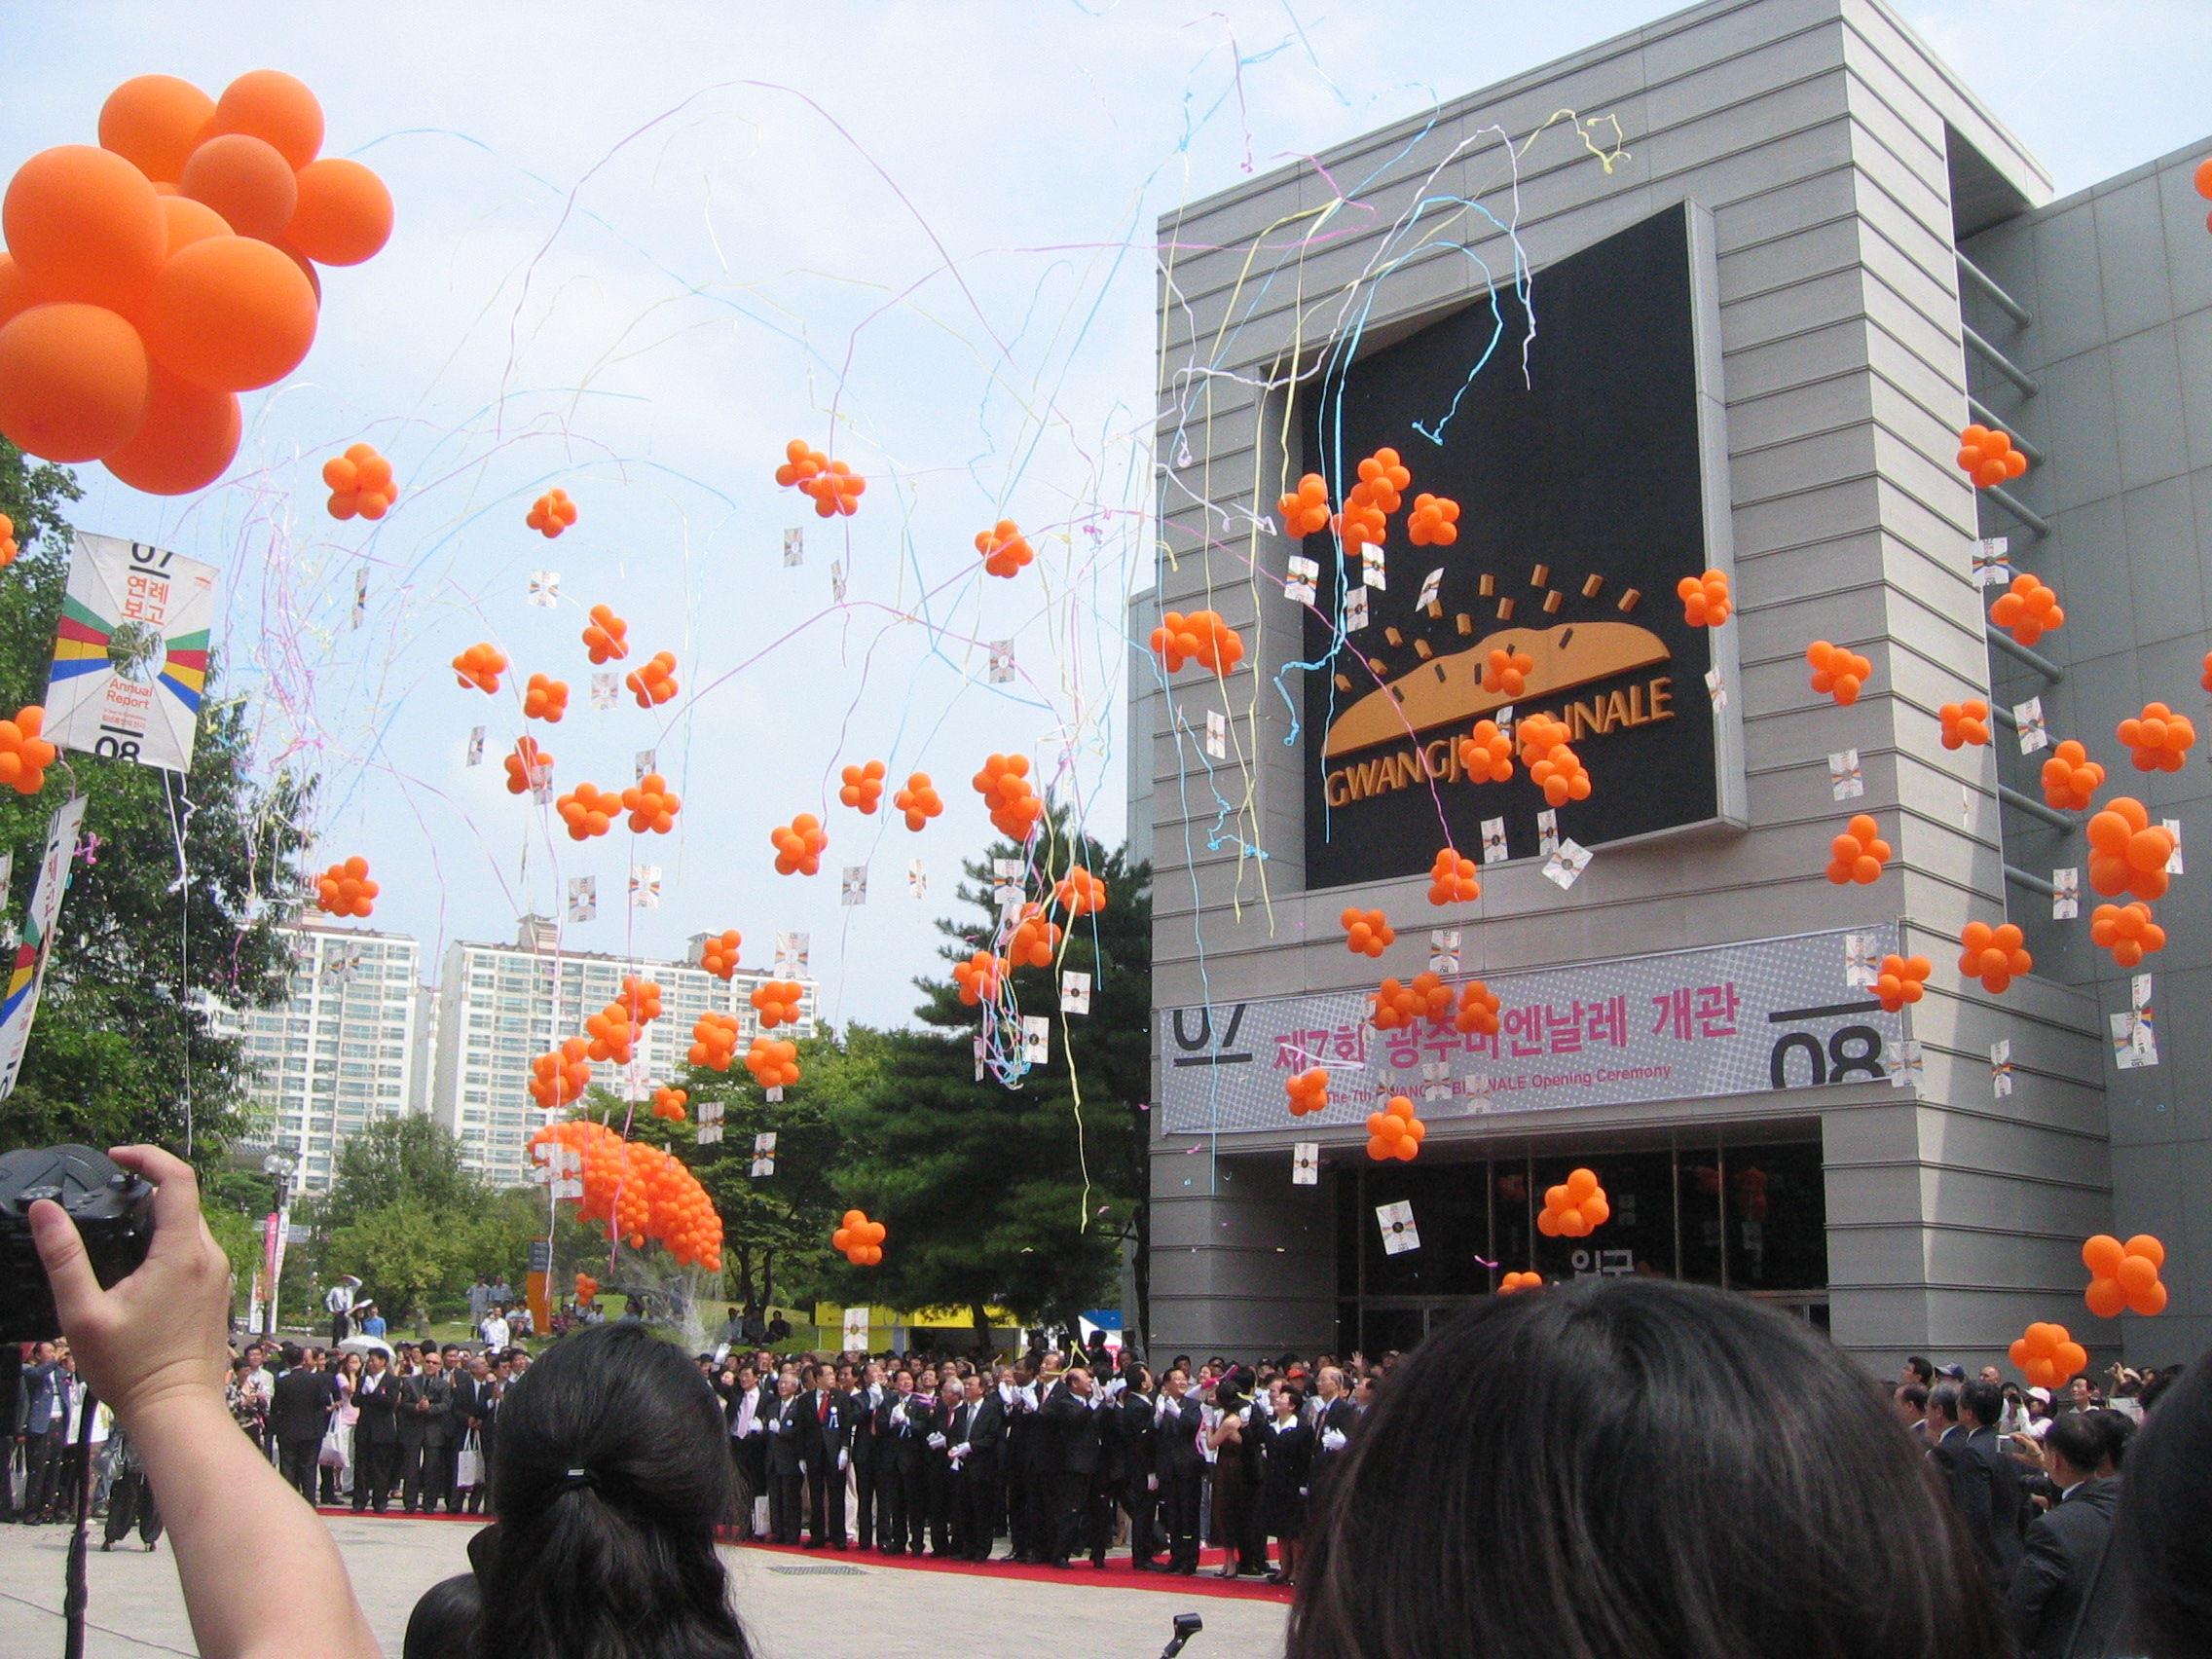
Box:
left=158, top=195, right=232, bottom=257
left=178, top=133, right=298, bottom=242
left=205, top=70, right=323, bottom=169
left=2, top=145, right=168, bottom=313
left=0, top=303, right=150, bottom=461
left=286, top=158, right=393, bottom=266
left=0, top=256, right=31, bottom=330
left=139, top=236, right=317, bottom=391
left=98, top=75, right=217, bottom=183
left=101, top=365, right=240, bottom=496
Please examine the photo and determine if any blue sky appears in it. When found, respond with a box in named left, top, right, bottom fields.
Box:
left=1, top=0, right=2203, bottom=1028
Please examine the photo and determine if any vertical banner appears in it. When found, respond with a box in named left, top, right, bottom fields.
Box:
left=0, top=795, right=89, bottom=1099
left=46, top=533, right=216, bottom=772
left=527, top=1237, right=552, bottom=1339
left=841, top=1307, right=869, bottom=1351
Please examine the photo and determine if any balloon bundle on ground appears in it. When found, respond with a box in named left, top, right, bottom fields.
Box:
left=528, top=1119, right=721, bottom=1271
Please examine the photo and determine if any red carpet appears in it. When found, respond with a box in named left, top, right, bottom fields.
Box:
left=737, top=1539, right=1293, bottom=1602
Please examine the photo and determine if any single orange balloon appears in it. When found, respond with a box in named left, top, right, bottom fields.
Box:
left=158, top=194, right=233, bottom=257
left=138, top=235, right=317, bottom=391
left=205, top=69, right=324, bottom=169
left=102, top=365, right=240, bottom=496
left=98, top=75, right=217, bottom=183
left=2084, top=1277, right=2127, bottom=1319
left=2, top=145, right=168, bottom=314
left=178, top=133, right=298, bottom=242
left=287, top=158, right=393, bottom=266
left=0, top=303, right=151, bottom=461
left=2124, top=1234, right=2165, bottom=1269
left=2082, top=1235, right=2126, bottom=1278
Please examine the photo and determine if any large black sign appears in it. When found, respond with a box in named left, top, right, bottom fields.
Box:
left=1300, top=203, right=1719, bottom=890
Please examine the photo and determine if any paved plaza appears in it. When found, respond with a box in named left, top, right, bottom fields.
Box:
left=0, top=1513, right=1287, bottom=1659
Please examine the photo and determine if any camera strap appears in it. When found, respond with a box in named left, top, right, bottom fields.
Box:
left=62, top=1383, right=93, bottom=1659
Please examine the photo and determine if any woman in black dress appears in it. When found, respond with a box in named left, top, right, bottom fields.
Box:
left=1258, top=1382, right=1314, bottom=1584
left=1206, top=1368, right=1269, bottom=1576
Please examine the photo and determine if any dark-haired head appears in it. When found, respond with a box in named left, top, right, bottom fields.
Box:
left=2119, top=1353, right=2212, bottom=1659
left=1289, top=1278, right=2005, bottom=1659
left=404, top=1574, right=479, bottom=1659
left=476, top=1321, right=751, bottom=1659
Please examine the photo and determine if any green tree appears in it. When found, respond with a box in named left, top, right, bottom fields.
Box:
left=326, top=1198, right=462, bottom=1330
left=0, top=437, right=311, bottom=1164
left=310, top=1115, right=486, bottom=1235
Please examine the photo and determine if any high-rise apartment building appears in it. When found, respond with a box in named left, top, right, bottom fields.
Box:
left=430, top=918, right=818, bottom=1186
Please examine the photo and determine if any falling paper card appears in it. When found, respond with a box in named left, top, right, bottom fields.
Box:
left=908, top=857, right=927, bottom=898
left=618, top=1067, right=649, bottom=1104
left=1060, top=970, right=1091, bottom=1015
left=629, top=865, right=660, bottom=909
left=1828, top=749, right=1863, bottom=801
left=751, top=1131, right=777, bottom=1177
left=696, top=1099, right=723, bottom=1124
left=1361, top=543, right=1385, bottom=590
left=529, top=761, right=554, bottom=805
left=2161, top=819, right=2183, bottom=874
left=1291, top=1143, right=1319, bottom=1186
left=830, top=559, right=845, bottom=604
left=466, top=726, right=484, bottom=767
left=1892, top=1038, right=1924, bottom=1088
left=1285, top=555, right=1318, bottom=606
left=695, top=1124, right=723, bottom=1146
left=567, top=875, right=597, bottom=922
left=1204, top=709, right=1227, bottom=759
left=1344, top=586, right=1369, bottom=632
left=2132, top=974, right=2153, bottom=1012
left=1535, top=808, right=1560, bottom=859
left=1844, top=933, right=1880, bottom=988
left=529, top=571, right=560, bottom=608
left=994, top=882, right=1023, bottom=917
left=1429, top=928, right=1460, bottom=975
left=2013, top=696, right=2049, bottom=755
left=992, top=858, right=1021, bottom=879
left=988, top=642, right=1014, bottom=684
left=351, top=566, right=366, bottom=629
left=973, top=1034, right=986, bottom=1082
left=635, top=749, right=656, bottom=783
left=590, top=672, right=618, bottom=710
left=2052, top=867, right=2080, bottom=921
left=782, top=528, right=803, bottom=567
left=1376, top=1199, right=1419, bottom=1255
left=1972, top=536, right=2012, bottom=587
left=841, top=866, right=867, bottom=906
left=1991, top=1039, right=2013, bottom=1098
left=1416, top=568, right=1443, bottom=610
left=1704, top=665, right=1726, bottom=708
left=0, top=853, right=14, bottom=912
left=2112, top=1009, right=2158, bottom=1070
left=1480, top=816, right=1508, bottom=866
left=774, top=932, right=809, bottom=976
left=550, top=1176, right=583, bottom=1199
left=1021, top=1014, right=1050, bottom=1064
left=1543, top=838, right=1592, bottom=891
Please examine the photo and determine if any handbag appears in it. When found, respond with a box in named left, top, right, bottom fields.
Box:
left=455, top=1428, right=484, bottom=1490
left=317, top=1423, right=348, bottom=1469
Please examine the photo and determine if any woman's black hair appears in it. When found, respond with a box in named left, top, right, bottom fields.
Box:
left=474, top=1321, right=751, bottom=1659
left=2117, top=1349, right=2212, bottom=1659
left=404, top=1574, right=479, bottom=1659
left=1289, top=1277, right=2005, bottom=1659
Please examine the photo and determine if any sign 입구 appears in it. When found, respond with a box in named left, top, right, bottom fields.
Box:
left=47, top=534, right=216, bottom=773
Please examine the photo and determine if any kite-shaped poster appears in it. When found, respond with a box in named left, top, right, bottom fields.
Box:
left=750, top=1131, right=778, bottom=1177
left=47, top=533, right=216, bottom=773
left=1376, top=1199, right=1419, bottom=1254
left=0, top=796, right=88, bottom=1099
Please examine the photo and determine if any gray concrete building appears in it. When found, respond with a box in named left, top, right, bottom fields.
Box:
left=1140, top=0, right=2209, bottom=1372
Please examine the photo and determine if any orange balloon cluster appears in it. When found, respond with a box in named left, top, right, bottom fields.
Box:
left=584, top=1002, right=636, bottom=1065
left=314, top=855, right=378, bottom=918
left=894, top=772, right=943, bottom=831
left=973, top=754, right=1045, bottom=842
left=1054, top=865, right=1108, bottom=916
left=527, top=488, right=576, bottom=538
left=452, top=642, right=506, bottom=694
left=696, top=929, right=741, bottom=980
left=1990, top=573, right=2063, bottom=646
left=751, top=979, right=805, bottom=1030
left=504, top=736, right=551, bottom=796
left=2040, top=740, right=2105, bottom=812
left=618, top=975, right=663, bottom=1026
left=2118, top=702, right=2194, bottom=773
left=1371, top=972, right=1455, bottom=1032
left=651, top=1086, right=687, bottom=1123
left=1457, top=719, right=1514, bottom=784
left=953, top=951, right=1005, bottom=1007
left=688, top=1012, right=739, bottom=1071
left=1333, top=493, right=1386, bottom=554
left=1959, top=921, right=2033, bottom=993
left=622, top=773, right=681, bottom=834
left=1276, top=473, right=1330, bottom=537
left=976, top=519, right=1033, bottom=579
left=0, top=707, right=56, bottom=795
left=0, top=71, right=393, bottom=494
left=322, top=442, right=396, bottom=520
left=573, top=1272, right=598, bottom=1305
left=2090, top=902, right=2165, bottom=968
left=1342, top=906, right=1394, bottom=958
left=1008, top=904, right=1062, bottom=969
left=1481, top=648, right=1532, bottom=697
left=832, top=1208, right=886, bottom=1266
left=1677, top=569, right=1731, bottom=627
left=1873, top=953, right=1932, bottom=1013
left=1538, top=1168, right=1610, bottom=1236
left=1940, top=699, right=1989, bottom=749
left=558, top=781, right=618, bottom=841
left=746, top=1036, right=800, bottom=1090
left=1365, top=1095, right=1424, bottom=1162
left=582, top=604, right=629, bottom=664
left=2087, top=797, right=2172, bottom=901
left=1957, top=424, right=2029, bottom=489
left=2083, top=1234, right=2166, bottom=1319
left=524, top=673, right=568, bottom=722
left=627, top=649, right=678, bottom=709
left=528, top=1118, right=722, bottom=1271
left=1825, top=814, right=1891, bottom=885
left=2009, top=1322, right=2088, bottom=1390
left=0, top=513, right=16, bottom=568
left=1455, top=979, right=1501, bottom=1036
left=1407, top=493, right=1459, bottom=547
left=526, top=1037, right=591, bottom=1109
left=1427, top=847, right=1481, bottom=905
left=1149, top=609, right=1245, bottom=675
left=839, top=759, right=886, bottom=813
left=770, top=813, right=827, bottom=875
left=775, top=440, right=866, bottom=518
left=1498, top=1272, right=1543, bottom=1295
left=1285, top=1068, right=1329, bottom=1116
left=1517, top=713, right=1590, bottom=806
left=1332, top=448, right=1410, bottom=554
left=1806, top=641, right=1870, bottom=706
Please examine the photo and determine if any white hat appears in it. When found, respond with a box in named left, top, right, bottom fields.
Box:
left=2026, top=1385, right=2051, bottom=1404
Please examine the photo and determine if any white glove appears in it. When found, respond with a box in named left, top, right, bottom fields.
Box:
left=1321, top=1428, right=1346, bottom=1452
left=953, top=1442, right=971, bottom=1457
left=892, top=1404, right=906, bottom=1423
left=1147, top=1473, right=1159, bottom=1492
left=798, top=1459, right=808, bottom=1474
left=927, top=1432, right=946, bottom=1449
left=837, top=1450, right=848, bottom=1471
left=1299, top=1487, right=1309, bottom=1498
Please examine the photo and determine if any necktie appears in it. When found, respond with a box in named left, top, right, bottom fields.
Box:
left=818, top=1394, right=829, bottom=1423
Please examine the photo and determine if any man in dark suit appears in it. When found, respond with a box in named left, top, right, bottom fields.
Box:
left=399, top=1349, right=457, bottom=1513
left=1927, top=1384, right=2000, bottom=1567
left=1038, top=1365, right=1106, bottom=1568
left=845, top=1362, right=884, bottom=1550
left=16, top=1342, right=61, bottom=1523
left=924, top=1379, right=963, bottom=1556
left=268, top=1345, right=334, bottom=1506
left=1960, top=1380, right=2027, bottom=1593
left=764, top=1376, right=806, bottom=1544
left=1154, top=1367, right=1206, bottom=1574
left=948, top=1373, right=1005, bottom=1562
left=1308, top=1365, right=1358, bottom=1495
left=996, top=1362, right=1040, bottom=1562
left=449, top=1353, right=496, bottom=1515
left=1119, top=1369, right=1162, bottom=1567
left=350, top=1352, right=400, bottom=1513
left=798, top=1362, right=852, bottom=1548
left=874, top=1369, right=930, bottom=1555
left=2009, top=1412, right=2125, bottom=1659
